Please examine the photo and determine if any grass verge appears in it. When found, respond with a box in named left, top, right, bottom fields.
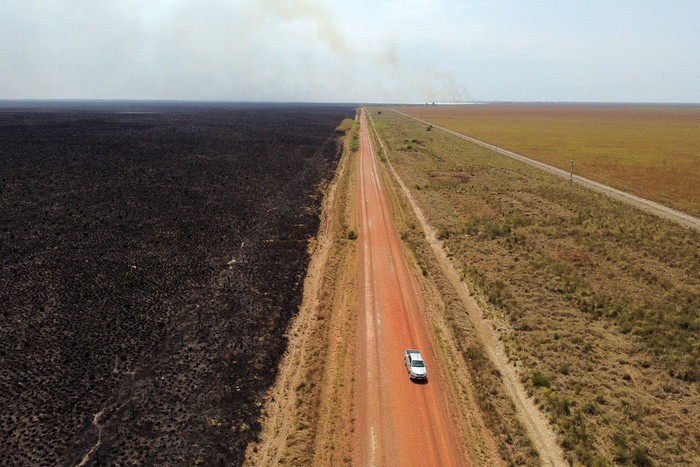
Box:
left=400, top=104, right=700, bottom=217
left=371, top=107, right=700, bottom=466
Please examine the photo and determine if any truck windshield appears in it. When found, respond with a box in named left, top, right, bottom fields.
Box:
left=412, top=360, right=425, bottom=367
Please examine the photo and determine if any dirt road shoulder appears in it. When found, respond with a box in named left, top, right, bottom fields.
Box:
left=245, top=120, right=359, bottom=466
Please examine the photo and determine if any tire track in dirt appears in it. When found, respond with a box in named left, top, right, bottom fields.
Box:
left=369, top=111, right=567, bottom=467
left=357, top=125, right=385, bottom=466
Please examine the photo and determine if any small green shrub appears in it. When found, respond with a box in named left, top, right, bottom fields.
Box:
left=437, top=228, right=451, bottom=240
left=532, top=372, right=551, bottom=388
left=348, top=229, right=357, bottom=240
left=582, top=401, right=597, bottom=415
left=464, top=346, right=483, bottom=361
left=560, top=363, right=570, bottom=375
left=631, top=447, right=653, bottom=466
left=465, top=221, right=480, bottom=236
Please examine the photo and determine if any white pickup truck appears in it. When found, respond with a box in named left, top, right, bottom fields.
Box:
left=404, top=349, right=428, bottom=380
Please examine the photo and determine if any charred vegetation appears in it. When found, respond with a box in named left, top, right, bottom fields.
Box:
left=0, top=102, right=355, bottom=465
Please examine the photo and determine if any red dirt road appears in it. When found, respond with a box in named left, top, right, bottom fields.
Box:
left=353, top=111, right=470, bottom=466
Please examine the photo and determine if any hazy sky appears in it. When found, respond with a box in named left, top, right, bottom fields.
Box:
left=1, top=0, right=699, bottom=102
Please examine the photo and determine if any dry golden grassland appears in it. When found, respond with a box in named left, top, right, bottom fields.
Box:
left=399, top=104, right=700, bottom=217
left=370, top=107, right=700, bottom=466
left=335, top=118, right=354, bottom=133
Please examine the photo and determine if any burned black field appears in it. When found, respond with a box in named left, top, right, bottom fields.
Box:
left=0, top=102, right=355, bottom=465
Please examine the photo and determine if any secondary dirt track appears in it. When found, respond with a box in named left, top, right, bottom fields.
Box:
left=394, top=108, right=700, bottom=232
left=353, top=111, right=468, bottom=466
